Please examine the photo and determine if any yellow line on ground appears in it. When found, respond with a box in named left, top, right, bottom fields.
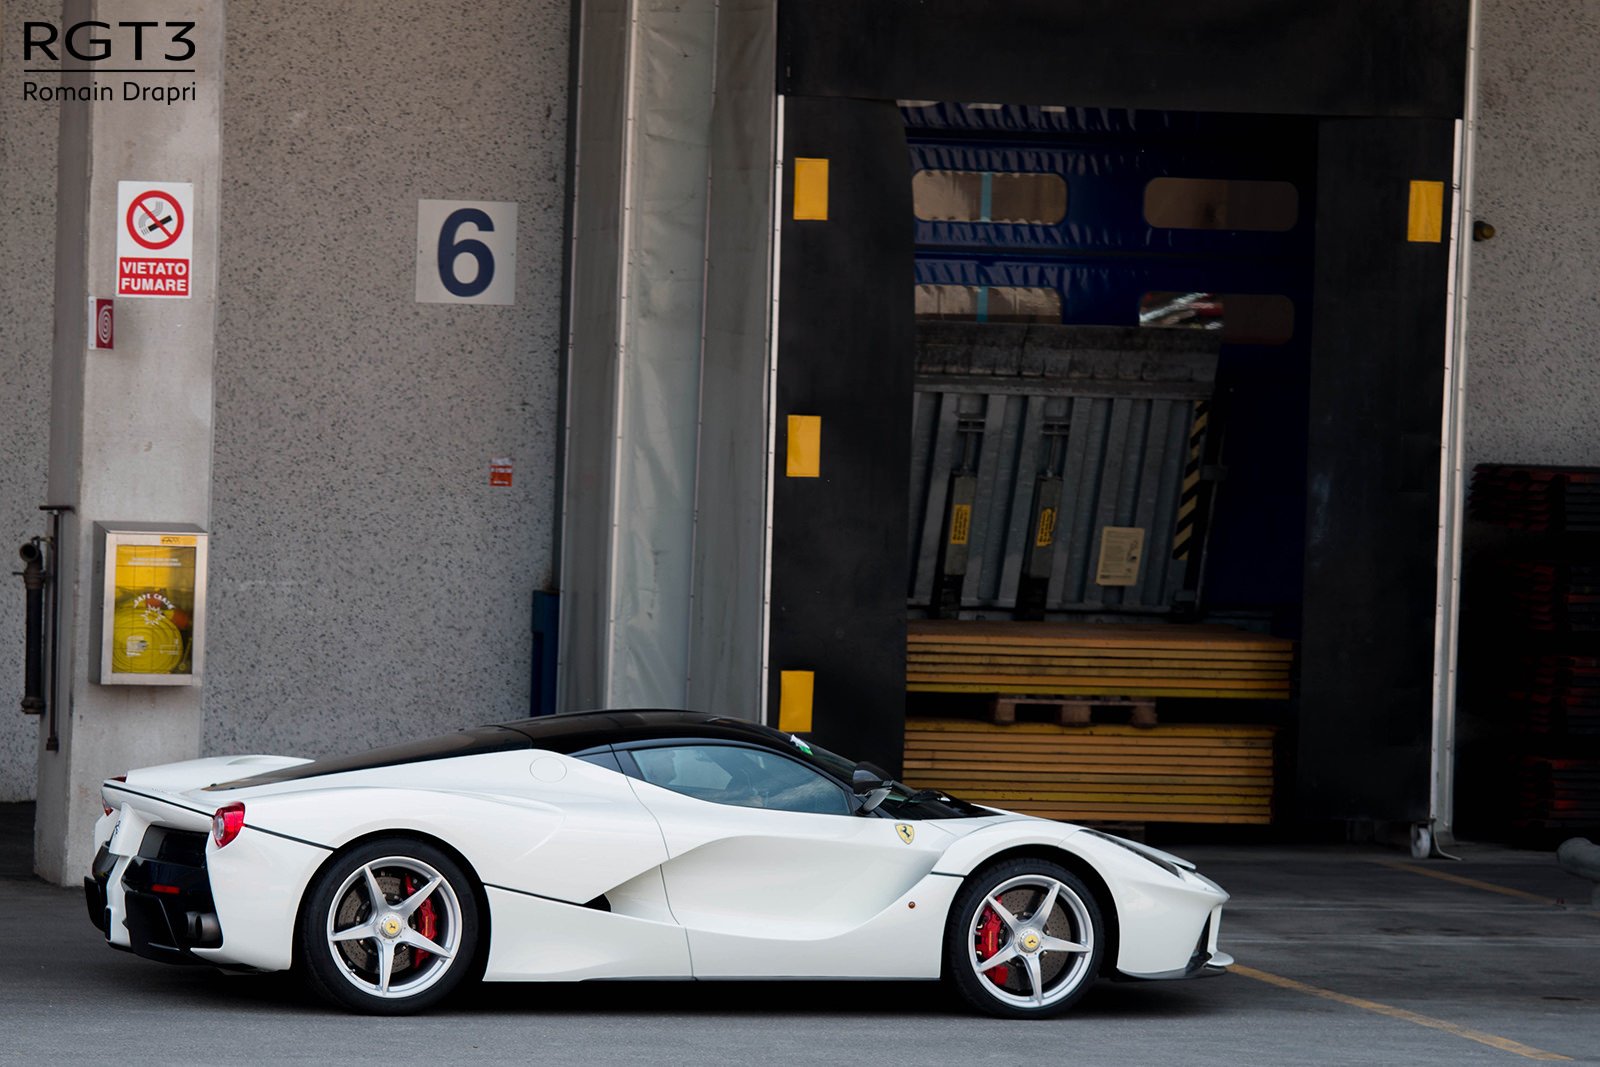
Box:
left=1231, top=965, right=1572, bottom=1061
left=1372, top=858, right=1553, bottom=902
left=1372, top=859, right=1600, bottom=915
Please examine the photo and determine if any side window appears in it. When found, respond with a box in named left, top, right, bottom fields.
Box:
left=914, top=283, right=1061, bottom=323
left=629, top=745, right=851, bottom=816
left=1143, top=177, right=1298, bottom=231
left=573, top=748, right=624, bottom=774
left=1137, top=291, right=1295, bottom=344
left=913, top=170, right=1068, bottom=224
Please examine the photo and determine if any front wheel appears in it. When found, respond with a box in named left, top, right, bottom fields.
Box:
left=945, top=858, right=1104, bottom=1018
left=297, top=838, right=478, bottom=1014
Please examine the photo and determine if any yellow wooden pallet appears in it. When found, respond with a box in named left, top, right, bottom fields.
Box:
left=909, top=620, right=1294, bottom=651
left=909, top=663, right=1289, bottom=681
left=907, top=621, right=1294, bottom=701
left=921, top=770, right=1270, bottom=787
left=907, top=646, right=1295, bottom=663
left=903, top=718, right=1277, bottom=824
left=909, top=681, right=1288, bottom=698
left=950, top=805, right=1269, bottom=825
left=907, top=738, right=1274, bottom=755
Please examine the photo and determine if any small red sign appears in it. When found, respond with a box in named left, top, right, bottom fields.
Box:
left=90, top=299, right=114, bottom=349
left=489, top=458, right=513, bottom=487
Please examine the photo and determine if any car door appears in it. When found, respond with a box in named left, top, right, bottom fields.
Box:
left=617, top=740, right=953, bottom=978
left=457, top=749, right=694, bottom=981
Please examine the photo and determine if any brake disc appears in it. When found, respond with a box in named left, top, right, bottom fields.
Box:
left=335, top=870, right=415, bottom=974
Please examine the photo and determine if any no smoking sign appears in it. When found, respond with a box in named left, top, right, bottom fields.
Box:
left=116, top=180, right=193, bottom=299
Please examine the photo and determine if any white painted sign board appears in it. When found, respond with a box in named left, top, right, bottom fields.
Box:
left=416, top=200, right=517, bottom=305
left=116, top=181, right=193, bottom=299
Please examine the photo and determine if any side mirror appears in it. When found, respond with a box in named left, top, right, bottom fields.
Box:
left=852, top=763, right=892, bottom=815
left=855, top=786, right=892, bottom=815
left=851, top=762, right=890, bottom=794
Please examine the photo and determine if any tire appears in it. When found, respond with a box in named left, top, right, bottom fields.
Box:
left=297, top=838, right=479, bottom=1014
left=945, top=858, right=1104, bottom=1019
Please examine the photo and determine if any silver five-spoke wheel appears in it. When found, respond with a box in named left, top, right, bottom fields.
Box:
left=326, top=856, right=462, bottom=998
left=299, top=839, right=478, bottom=1013
left=946, top=859, right=1104, bottom=1018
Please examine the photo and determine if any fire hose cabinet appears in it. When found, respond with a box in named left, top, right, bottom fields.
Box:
left=90, top=523, right=208, bottom=685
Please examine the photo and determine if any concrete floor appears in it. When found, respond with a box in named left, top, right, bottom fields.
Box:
left=3, top=802, right=1598, bottom=1066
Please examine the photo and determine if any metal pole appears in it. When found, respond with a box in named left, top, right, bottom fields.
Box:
left=40, top=505, right=72, bottom=752
left=18, top=541, right=45, bottom=716
left=1426, top=0, right=1481, bottom=859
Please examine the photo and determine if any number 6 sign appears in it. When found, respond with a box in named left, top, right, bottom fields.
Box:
left=415, top=199, right=517, bottom=305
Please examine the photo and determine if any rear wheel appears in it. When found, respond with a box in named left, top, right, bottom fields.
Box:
left=298, top=838, right=478, bottom=1014
left=945, top=858, right=1104, bottom=1018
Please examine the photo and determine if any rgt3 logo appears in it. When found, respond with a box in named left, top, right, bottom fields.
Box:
left=22, top=20, right=196, bottom=64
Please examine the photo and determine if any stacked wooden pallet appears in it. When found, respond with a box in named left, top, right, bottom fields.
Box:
left=902, top=718, right=1275, bottom=824
left=908, top=620, right=1293, bottom=699
left=1511, top=755, right=1600, bottom=831
left=1464, top=463, right=1600, bottom=840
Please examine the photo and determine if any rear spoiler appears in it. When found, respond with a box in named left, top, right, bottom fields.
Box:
left=102, top=778, right=214, bottom=835
left=104, top=754, right=310, bottom=834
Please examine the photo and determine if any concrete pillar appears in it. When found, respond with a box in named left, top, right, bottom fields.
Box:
left=34, top=0, right=223, bottom=884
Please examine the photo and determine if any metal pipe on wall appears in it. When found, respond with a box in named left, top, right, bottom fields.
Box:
left=1426, top=0, right=1483, bottom=859
left=18, top=540, right=45, bottom=717
left=17, top=505, right=70, bottom=752
left=38, top=505, right=71, bottom=752
left=1423, top=119, right=1468, bottom=859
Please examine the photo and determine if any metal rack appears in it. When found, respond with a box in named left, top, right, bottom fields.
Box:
left=908, top=321, right=1220, bottom=618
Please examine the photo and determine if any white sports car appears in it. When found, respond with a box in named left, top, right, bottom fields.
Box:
left=86, top=710, right=1232, bottom=1017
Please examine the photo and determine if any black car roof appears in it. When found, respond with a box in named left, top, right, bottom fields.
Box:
left=499, top=709, right=792, bottom=752
left=207, top=709, right=798, bottom=790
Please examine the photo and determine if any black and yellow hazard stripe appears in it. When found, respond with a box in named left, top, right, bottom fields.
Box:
left=1172, top=400, right=1208, bottom=561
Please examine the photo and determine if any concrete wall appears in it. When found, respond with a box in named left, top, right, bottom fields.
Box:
left=5, top=0, right=570, bottom=803
left=7, top=0, right=568, bottom=800
left=1466, top=0, right=1600, bottom=468
left=0, top=0, right=59, bottom=801
left=201, top=0, right=570, bottom=760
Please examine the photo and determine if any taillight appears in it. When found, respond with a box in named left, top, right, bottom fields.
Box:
left=103, top=775, right=127, bottom=816
left=212, top=803, right=246, bottom=848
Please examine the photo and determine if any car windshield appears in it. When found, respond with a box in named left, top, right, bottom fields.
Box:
left=781, top=732, right=989, bottom=820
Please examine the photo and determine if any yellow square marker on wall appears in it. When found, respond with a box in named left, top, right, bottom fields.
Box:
left=786, top=414, right=821, bottom=477
left=1407, top=180, right=1444, bottom=243
left=794, top=158, right=829, bottom=221
left=778, top=670, right=814, bottom=733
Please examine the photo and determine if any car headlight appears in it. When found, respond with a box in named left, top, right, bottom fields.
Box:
left=1080, top=828, right=1186, bottom=878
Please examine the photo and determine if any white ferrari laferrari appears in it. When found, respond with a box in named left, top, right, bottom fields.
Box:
left=86, top=710, right=1232, bottom=1017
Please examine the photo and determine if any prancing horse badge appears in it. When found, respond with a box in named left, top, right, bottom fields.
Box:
left=896, top=823, right=915, bottom=844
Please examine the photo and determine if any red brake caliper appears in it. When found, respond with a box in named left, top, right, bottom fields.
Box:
left=402, top=874, right=439, bottom=968
left=977, top=899, right=1008, bottom=985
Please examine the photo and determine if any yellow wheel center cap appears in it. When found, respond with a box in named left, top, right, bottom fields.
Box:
left=380, top=915, right=403, bottom=939
left=1021, top=932, right=1041, bottom=953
